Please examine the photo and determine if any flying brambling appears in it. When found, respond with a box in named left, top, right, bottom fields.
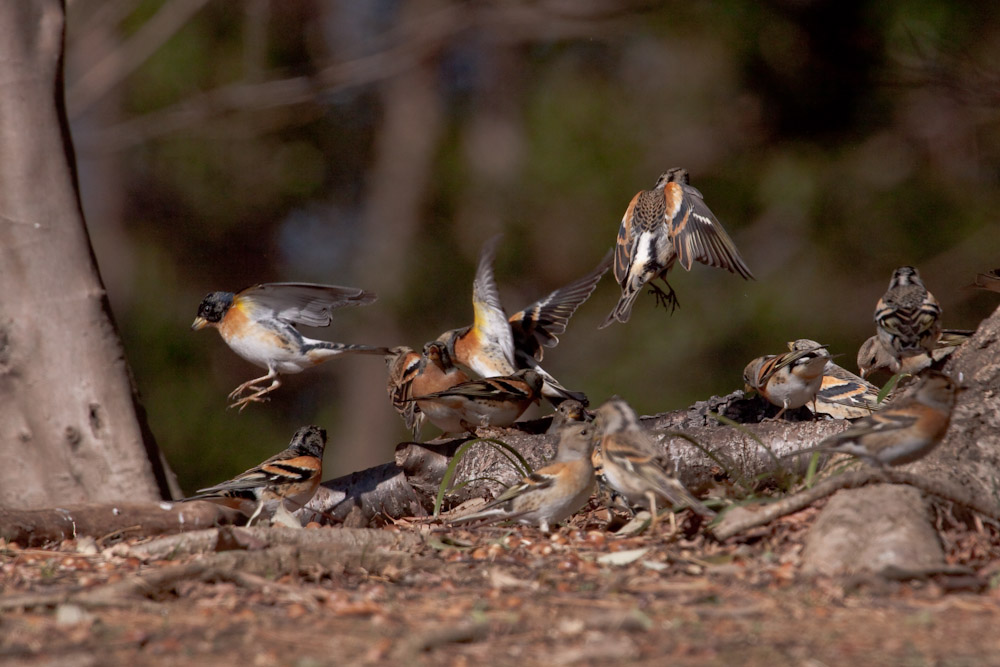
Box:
left=192, top=282, right=390, bottom=410
left=785, top=339, right=881, bottom=419
left=786, top=371, right=959, bottom=467
left=857, top=330, right=970, bottom=379
left=874, top=266, right=942, bottom=364
left=384, top=342, right=471, bottom=440
left=182, top=425, right=326, bottom=527
left=406, top=368, right=544, bottom=435
left=593, top=397, right=715, bottom=526
left=437, top=236, right=610, bottom=405
left=546, top=398, right=589, bottom=434
left=450, top=421, right=597, bottom=533
left=600, top=168, right=753, bottom=328
left=743, top=341, right=832, bottom=419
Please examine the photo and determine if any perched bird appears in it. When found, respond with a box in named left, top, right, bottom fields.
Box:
left=743, top=341, right=832, bottom=419
left=857, top=330, right=970, bottom=379
left=786, top=339, right=881, bottom=419
left=593, top=397, right=715, bottom=526
left=437, top=236, right=610, bottom=405
left=407, top=368, right=544, bottom=434
left=873, top=266, right=942, bottom=364
left=384, top=342, right=470, bottom=440
left=600, top=168, right=753, bottom=328
left=181, top=425, right=326, bottom=527
left=450, top=421, right=597, bottom=533
left=786, top=371, right=959, bottom=467
left=546, top=399, right=589, bottom=435
left=192, top=283, right=389, bottom=410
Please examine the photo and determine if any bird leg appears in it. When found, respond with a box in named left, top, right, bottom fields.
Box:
left=646, top=491, right=658, bottom=530
left=647, top=280, right=680, bottom=314
left=228, top=370, right=282, bottom=412
left=245, top=499, right=266, bottom=527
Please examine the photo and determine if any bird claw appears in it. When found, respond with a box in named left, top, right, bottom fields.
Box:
left=647, top=282, right=680, bottom=314
left=228, top=392, right=271, bottom=412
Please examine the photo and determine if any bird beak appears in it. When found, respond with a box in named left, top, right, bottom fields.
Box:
left=191, top=317, right=208, bottom=331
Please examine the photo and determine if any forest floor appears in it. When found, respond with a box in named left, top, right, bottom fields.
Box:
left=3, top=499, right=1000, bottom=666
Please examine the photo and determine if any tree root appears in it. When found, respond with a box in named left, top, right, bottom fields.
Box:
left=713, top=468, right=1000, bottom=541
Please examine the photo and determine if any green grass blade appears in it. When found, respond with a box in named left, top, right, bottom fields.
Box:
left=432, top=438, right=533, bottom=518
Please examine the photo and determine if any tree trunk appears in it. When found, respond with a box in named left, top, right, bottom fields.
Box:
left=0, top=0, right=171, bottom=508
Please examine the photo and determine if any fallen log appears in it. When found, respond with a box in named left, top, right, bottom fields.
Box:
left=0, top=501, right=240, bottom=547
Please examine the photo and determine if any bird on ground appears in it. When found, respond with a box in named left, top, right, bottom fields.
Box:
left=192, top=283, right=388, bottom=410
left=873, top=266, right=942, bottom=367
left=181, top=425, right=326, bottom=528
left=592, top=397, right=715, bottom=527
left=600, top=168, right=753, bottom=328
left=406, top=368, right=544, bottom=435
left=743, top=341, right=832, bottom=419
left=436, top=235, right=610, bottom=405
left=784, top=371, right=959, bottom=467
left=449, top=421, right=597, bottom=533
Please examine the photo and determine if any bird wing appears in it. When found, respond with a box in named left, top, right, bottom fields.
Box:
left=194, top=452, right=318, bottom=495
left=509, top=250, right=612, bottom=359
left=665, top=182, right=753, bottom=279
left=408, top=374, right=535, bottom=403
left=836, top=409, right=919, bottom=443
left=470, top=235, right=516, bottom=369
left=238, top=282, right=377, bottom=327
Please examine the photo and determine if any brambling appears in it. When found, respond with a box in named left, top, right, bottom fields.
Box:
left=593, top=397, right=715, bottom=525
left=450, top=421, right=597, bottom=533
left=786, top=371, right=959, bottom=467
left=182, top=425, right=326, bottom=527
left=192, top=282, right=390, bottom=410
left=437, top=236, right=610, bottom=405
left=600, top=168, right=753, bottom=328
left=384, top=346, right=423, bottom=438
left=786, top=339, right=881, bottom=419
left=743, top=341, right=832, bottom=419
left=546, top=398, right=589, bottom=434
left=972, top=268, right=1000, bottom=294
left=407, top=368, right=544, bottom=434
left=857, top=330, right=970, bottom=379
left=384, top=342, right=470, bottom=440
left=874, top=266, right=942, bottom=363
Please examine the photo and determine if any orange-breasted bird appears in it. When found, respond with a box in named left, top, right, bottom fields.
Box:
left=192, top=282, right=389, bottom=410
left=406, top=368, right=544, bottom=435
left=785, top=371, right=959, bottom=467
left=743, top=341, right=832, bottom=420
left=437, top=235, right=610, bottom=405
left=601, top=168, right=753, bottom=327
left=385, top=341, right=470, bottom=440
left=450, top=421, right=597, bottom=533
left=182, top=425, right=326, bottom=527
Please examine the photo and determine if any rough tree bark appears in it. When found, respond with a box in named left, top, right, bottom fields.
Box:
left=0, top=0, right=171, bottom=508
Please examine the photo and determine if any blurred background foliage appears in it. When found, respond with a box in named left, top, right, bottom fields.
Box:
left=64, top=0, right=1000, bottom=494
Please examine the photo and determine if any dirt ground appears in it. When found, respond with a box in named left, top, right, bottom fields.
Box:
left=3, top=502, right=1000, bottom=667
